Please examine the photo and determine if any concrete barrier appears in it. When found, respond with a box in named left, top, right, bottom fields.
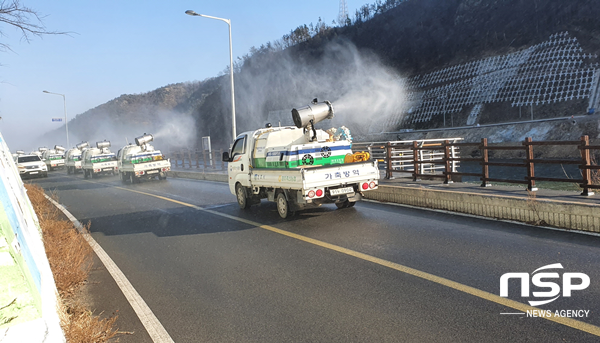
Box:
left=167, top=170, right=228, bottom=182
left=0, top=133, right=65, bottom=342
left=364, top=185, right=600, bottom=234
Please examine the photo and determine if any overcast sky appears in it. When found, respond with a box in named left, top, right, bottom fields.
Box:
left=0, top=0, right=369, bottom=152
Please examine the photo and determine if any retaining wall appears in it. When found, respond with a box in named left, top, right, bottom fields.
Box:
left=0, top=133, right=64, bottom=342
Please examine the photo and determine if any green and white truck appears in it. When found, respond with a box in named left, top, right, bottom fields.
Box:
left=223, top=99, right=379, bottom=218
left=65, top=141, right=89, bottom=174
left=117, top=134, right=170, bottom=183
left=42, top=145, right=66, bottom=171
left=81, top=141, right=118, bottom=178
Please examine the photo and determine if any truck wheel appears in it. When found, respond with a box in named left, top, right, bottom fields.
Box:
left=120, top=173, right=127, bottom=184
left=347, top=201, right=356, bottom=207
left=236, top=184, right=250, bottom=209
left=67, top=167, right=71, bottom=175
left=335, top=200, right=350, bottom=209
left=129, top=173, right=137, bottom=184
left=84, top=170, right=88, bottom=179
left=158, top=172, right=167, bottom=180
left=276, top=192, right=292, bottom=219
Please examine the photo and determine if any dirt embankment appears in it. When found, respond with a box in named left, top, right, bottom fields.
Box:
left=369, top=115, right=600, bottom=159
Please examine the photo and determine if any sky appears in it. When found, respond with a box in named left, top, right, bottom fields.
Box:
left=0, top=0, right=370, bottom=152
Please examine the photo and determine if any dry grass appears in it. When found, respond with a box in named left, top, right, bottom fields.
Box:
left=25, top=184, right=120, bottom=342
left=62, top=303, right=119, bottom=343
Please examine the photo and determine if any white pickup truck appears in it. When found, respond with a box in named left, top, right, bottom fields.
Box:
left=223, top=100, right=379, bottom=218
left=65, top=142, right=89, bottom=174
left=117, top=134, right=170, bottom=183
left=42, top=145, right=66, bottom=171
left=81, top=141, right=118, bottom=179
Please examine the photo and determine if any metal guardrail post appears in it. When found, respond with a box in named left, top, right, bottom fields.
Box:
left=187, top=150, right=192, bottom=168
left=524, top=137, right=538, bottom=191
left=580, top=135, right=594, bottom=196
left=480, top=138, right=489, bottom=187
left=443, top=140, right=452, bottom=184
left=412, top=141, right=419, bottom=181
left=195, top=150, right=200, bottom=168
left=385, top=142, right=393, bottom=179
left=202, top=150, right=207, bottom=171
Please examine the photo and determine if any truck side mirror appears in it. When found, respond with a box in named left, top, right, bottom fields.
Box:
left=222, top=152, right=230, bottom=162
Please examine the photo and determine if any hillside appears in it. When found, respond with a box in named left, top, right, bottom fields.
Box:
left=42, top=0, right=600, bottom=150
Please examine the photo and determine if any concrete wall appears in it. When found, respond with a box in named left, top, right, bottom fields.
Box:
left=167, top=170, right=228, bottom=182
left=0, top=133, right=65, bottom=342
left=364, top=185, right=600, bottom=234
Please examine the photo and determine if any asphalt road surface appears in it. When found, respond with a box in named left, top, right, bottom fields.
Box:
left=31, top=172, right=600, bottom=342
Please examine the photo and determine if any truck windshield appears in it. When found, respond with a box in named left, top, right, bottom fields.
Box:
left=91, top=154, right=117, bottom=163
left=18, top=155, right=41, bottom=163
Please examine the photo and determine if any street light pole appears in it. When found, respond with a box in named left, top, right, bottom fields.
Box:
left=43, top=90, right=69, bottom=148
left=185, top=10, right=237, bottom=140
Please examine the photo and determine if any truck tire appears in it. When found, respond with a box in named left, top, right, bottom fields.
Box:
left=129, top=173, right=138, bottom=184
left=120, top=172, right=127, bottom=184
left=158, top=172, right=167, bottom=180
left=276, top=192, right=292, bottom=219
left=83, top=170, right=88, bottom=179
left=236, top=183, right=251, bottom=209
left=335, top=200, right=349, bottom=209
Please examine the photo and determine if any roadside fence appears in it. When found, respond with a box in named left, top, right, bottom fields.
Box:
left=353, top=136, right=600, bottom=196
left=167, top=148, right=226, bottom=171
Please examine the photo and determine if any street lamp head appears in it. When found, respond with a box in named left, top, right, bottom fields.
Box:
left=185, top=10, right=199, bottom=16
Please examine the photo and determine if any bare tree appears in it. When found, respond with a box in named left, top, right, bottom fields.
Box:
left=0, top=0, right=66, bottom=51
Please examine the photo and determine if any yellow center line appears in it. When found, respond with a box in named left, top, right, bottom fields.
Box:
left=92, top=181, right=600, bottom=337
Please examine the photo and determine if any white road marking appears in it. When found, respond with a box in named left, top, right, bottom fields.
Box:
left=45, top=195, right=175, bottom=343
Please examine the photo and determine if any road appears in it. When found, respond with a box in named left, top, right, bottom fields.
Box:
left=32, top=172, right=600, bottom=342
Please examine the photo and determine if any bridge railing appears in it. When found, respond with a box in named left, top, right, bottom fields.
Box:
left=354, top=136, right=600, bottom=196
left=167, top=148, right=226, bottom=171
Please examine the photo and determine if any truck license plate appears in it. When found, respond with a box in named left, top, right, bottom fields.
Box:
left=330, top=187, right=354, bottom=195
left=103, top=168, right=112, bottom=171
left=146, top=170, right=158, bottom=174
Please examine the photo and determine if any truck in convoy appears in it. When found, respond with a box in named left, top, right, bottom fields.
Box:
left=222, top=99, right=379, bottom=218
left=81, top=140, right=118, bottom=178
left=65, top=141, right=89, bottom=174
left=42, top=145, right=66, bottom=171
left=117, top=133, right=170, bottom=183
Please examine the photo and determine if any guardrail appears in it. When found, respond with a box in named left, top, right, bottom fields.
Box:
left=167, top=149, right=226, bottom=171
left=353, top=138, right=463, bottom=182
left=354, top=136, right=600, bottom=196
